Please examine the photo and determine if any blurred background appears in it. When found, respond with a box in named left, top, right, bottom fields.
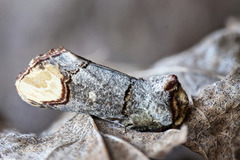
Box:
left=0, top=1, right=240, bottom=159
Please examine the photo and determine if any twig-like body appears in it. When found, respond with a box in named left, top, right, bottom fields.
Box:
left=15, top=47, right=188, bottom=131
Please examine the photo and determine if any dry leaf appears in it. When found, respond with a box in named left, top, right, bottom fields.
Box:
left=185, top=67, right=240, bottom=160
left=95, top=118, right=187, bottom=159
left=0, top=114, right=110, bottom=160
left=132, top=19, right=240, bottom=160
left=103, top=134, right=149, bottom=160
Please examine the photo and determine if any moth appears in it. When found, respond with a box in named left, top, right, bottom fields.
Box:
left=15, top=47, right=189, bottom=131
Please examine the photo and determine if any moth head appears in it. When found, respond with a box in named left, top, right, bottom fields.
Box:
left=163, top=75, right=189, bottom=126
left=149, top=74, right=189, bottom=126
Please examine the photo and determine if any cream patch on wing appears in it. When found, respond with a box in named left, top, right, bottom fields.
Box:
left=16, top=63, right=65, bottom=106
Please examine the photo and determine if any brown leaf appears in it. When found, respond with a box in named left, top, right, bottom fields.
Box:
left=0, top=114, right=110, bottom=160
left=185, top=67, right=240, bottom=160
left=103, top=134, right=149, bottom=160
left=95, top=118, right=187, bottom=159
left=131, top=19, right=240, bottom=160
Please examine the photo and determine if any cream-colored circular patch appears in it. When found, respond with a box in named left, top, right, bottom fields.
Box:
left=16, top=63, right=66, bottom=106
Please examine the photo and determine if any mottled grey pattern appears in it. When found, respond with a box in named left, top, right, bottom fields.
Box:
left=18, top=49, right=188, bottom=131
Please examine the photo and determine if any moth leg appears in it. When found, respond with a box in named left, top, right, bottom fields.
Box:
left=129, top=123, right=166, bottom=132
left=127, top=112, right=167, bottom=132
left=124, top=123, right=134, bottom=133
left=103, top=117, right=125, bottom=121
left=118, top=119, right=134, bottom=133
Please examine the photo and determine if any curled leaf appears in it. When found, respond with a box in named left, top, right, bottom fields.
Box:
left=185, top=67, right=240, bottom=160
left=103, top=134, right=149, bottom=160
left=95, top=118, right=188, bottom=159
left=0, top=114, right=110, bottom=160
